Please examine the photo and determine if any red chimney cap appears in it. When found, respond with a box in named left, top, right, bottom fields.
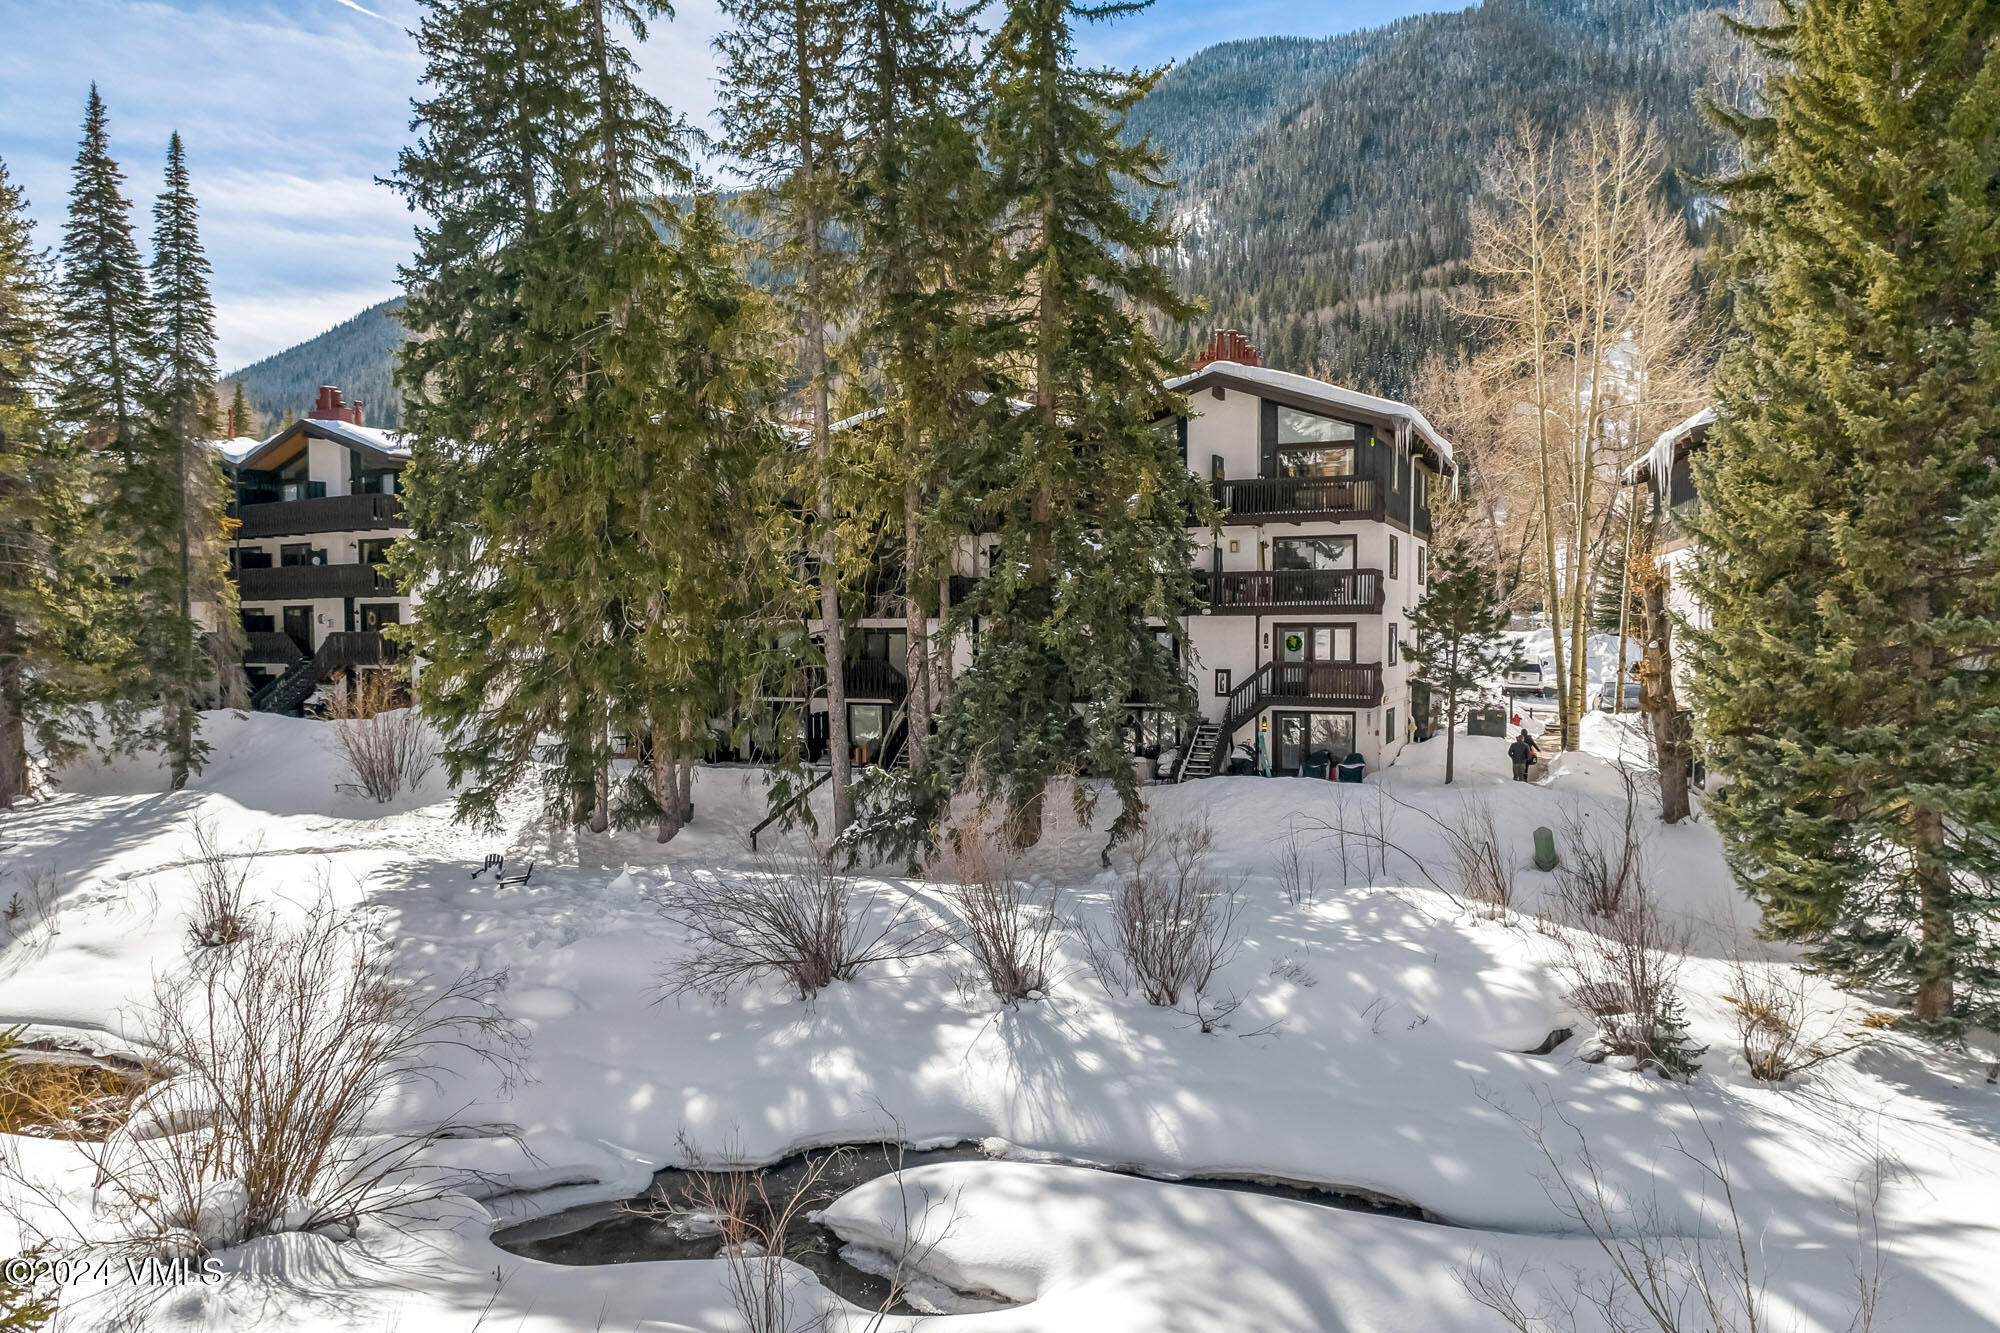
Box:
left=1193, top=329, right=1261, bottom=371
left=308, top=385, right=364, bottom=426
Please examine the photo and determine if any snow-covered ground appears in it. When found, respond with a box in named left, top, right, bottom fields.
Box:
left=0, top=708, right=1994, bottom=1331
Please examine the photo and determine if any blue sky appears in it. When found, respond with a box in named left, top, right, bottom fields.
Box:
left=2, top=0, right=1445, bottom=372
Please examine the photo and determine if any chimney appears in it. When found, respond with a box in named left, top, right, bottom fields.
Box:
left=308, top=385, right=365, bottom=426
left=1193, top=328, right=1261, bottom=371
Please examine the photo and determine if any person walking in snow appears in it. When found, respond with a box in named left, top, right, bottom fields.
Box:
left=1509, top=729, right=1538, bottom=782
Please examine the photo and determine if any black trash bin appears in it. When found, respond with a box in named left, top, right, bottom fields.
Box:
left=1336, top=751, right=1366, bottom=783
left=1302, top=749, right=1334, bottom=780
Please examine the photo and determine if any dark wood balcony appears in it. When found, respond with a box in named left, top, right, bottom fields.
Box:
left=233, top=562, right=400, bottom=602
left=1211, top=476, right=1381, bottom=522
left=766, top=658, right=908, bottom=702
left=1222, top=660, right=1383, bottom=736
left=242, top=630, right=305, bottom=665
left=1194, top=568, right=1384, bottom=615
left=233, top=492, right=404, bottom=540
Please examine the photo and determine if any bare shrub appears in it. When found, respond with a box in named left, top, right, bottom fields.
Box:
left=0, top=1029, right=142, bottom=1141
left=185, top=820, right=253, bottom=949
left=929, top=815, right=1059, bottom=1003
left=323, top=671, right=437, bottom=803
left=1554, top=765, right=1649, bottom=917
left=77, top=902, right=521, bottom=1255
left=657, top=838, right=945, bottom=1002
left=1460, top=1093, right=1883, bottom=1333
left=1548, top=870, right=1704, bottom=1079
left=1086, top=814, right=1243, bottom=1013
left=1449, top=797, right=1515, bottom=915
left=1724, top=952, right=1861, bottom=1083
left=1272, top=824, right=1321, bottom=907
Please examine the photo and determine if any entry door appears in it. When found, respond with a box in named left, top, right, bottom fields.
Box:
left=282, top=605, right=313, bottom=654
left=1275, top=713, right=1307, bottom=775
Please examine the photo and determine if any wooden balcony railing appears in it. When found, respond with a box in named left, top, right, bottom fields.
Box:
left=1211, top=476, right=1380, bottom=521
left=233, top=562, right=400, bottom=602
left=1222, top=660, right=1383, bottom=737
left=1194, top=568, right=1384, bottom=615
left=233, top=492, right=404, bottom=540
left=766, top=658, right=909, bottom=702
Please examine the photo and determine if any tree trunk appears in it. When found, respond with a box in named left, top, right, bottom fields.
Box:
left=0, top=647, right=27, bottom=809
left=170, top=418, right=194, bottom=792
left=1912, top=803, right=1954, bottom=1024
left=1635, top=554, right=1689, bottom=824
left=903, top=478, right=930, bottom=773
left=1611, top=497, right=1636, bottom=715
left=1443, top=680, right=1458, bottom=785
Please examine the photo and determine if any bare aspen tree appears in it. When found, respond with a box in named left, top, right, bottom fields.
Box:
left=1471, top=108, right=1707, bottom=749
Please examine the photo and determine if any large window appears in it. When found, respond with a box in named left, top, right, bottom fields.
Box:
left=1275, top=407, right=1358, bottom=479
left=1273, top=536, right=1356, bottom=571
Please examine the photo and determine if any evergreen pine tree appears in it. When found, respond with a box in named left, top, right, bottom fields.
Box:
left=0, top=156, right=110, bottom=809
left=1688, top=0, right=2000, bottom=1035
left=393, top=0, right=770, bottom=836
left=103, top=132, right=236, bottom=789
left=716, top=0, right=860, bottom=833
left=52, top=86, right=149, bottom=456
left=226, top=379, right=257, bottom=439
left=1402, top=527, right=1509, bottom=784
left=839, top=0, right=993, bottom=783
left=936, top=0, right=1208, bottom=847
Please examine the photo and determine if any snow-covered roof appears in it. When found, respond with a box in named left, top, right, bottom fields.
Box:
left=1623, top=405, right=1714, bottom=487
left=206, top=436, right=266, bottom=465
left=233, top=416, right=410, bottom=471
left=1167, top=360, right=1457, bottom=475
left=298, top=417, right=410, bottom=458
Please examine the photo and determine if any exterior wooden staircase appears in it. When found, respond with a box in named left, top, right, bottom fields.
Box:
left=249, top=631, right=395, bottom=715
left=1174, top=722, right=1223, bottom=781
left=1218, top=660, right=1384, bottom=742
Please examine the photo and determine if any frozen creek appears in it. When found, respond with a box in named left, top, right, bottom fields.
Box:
left=492, top=1140, right=1439, bottom=1315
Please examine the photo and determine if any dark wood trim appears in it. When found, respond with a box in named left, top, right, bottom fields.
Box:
left=1194, top=569, right=1384, bottom=616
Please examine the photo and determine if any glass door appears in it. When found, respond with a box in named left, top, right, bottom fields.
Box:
left=1275, top=713, right=1307, bottom=775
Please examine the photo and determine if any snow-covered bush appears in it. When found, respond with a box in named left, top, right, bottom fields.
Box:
left=184, top=819, right=252, bottom=949
left=930, top=815, right=1059, bottom=1003
left=1088, top=814, right=1243, bottom=1011
left=1553, top=766, right=1648, bottom=917
left=83, top=902, right=520, bottom=1254
left=1724, top=952, right=1858, bottom=1083
left=323, top=672, right=437, bottom=803
left=657, top=840, right=945, bottom=1001
left=1550, top=868, right=1704, bottom=1079
left=1447, top=798, right=1515, bottom=915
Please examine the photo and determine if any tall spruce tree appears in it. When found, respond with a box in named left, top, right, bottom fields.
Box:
left=1688, top=0, right=2000, bottom=1035
left=52, top=87, right=149, bottom=456
left=0, top=157, right=110, bottom=808
left=1401, top=526, right=1509, bottom=785
left=839, top=0, right=992, bottom=782
left=936, top=0, right=1208, bottom=848
left=393, top=0, right=772, bottom=835
left=116, top=133, right=237, bottom=788
left=392, top=0, right=598, bottom=829
left=622, top=193, right=791, bottom=842
left=716, top=0, right=860, bottom=833
left=225, top=380, right=256, bottom=439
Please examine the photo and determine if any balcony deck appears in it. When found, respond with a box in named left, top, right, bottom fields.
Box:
left=1194, top=568, right=1384, bottom=615
left=233, top=492, right=403, bottom=540
left=1212, top=476, right=1381, bottom=522
left=233, top=562, right=400, bottom=602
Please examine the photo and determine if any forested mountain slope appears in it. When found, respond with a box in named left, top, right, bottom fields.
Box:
left=1144, top=0, right=1735, bottom=396
left=225, top=296, right=404, bottom=432
left=229, top=0, right=1736, bottom=420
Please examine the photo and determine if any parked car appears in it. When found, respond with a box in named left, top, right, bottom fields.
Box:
left=1503, top=659, right=1555, bottom=701
left=1596, top=680, right=1643, bottom=711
